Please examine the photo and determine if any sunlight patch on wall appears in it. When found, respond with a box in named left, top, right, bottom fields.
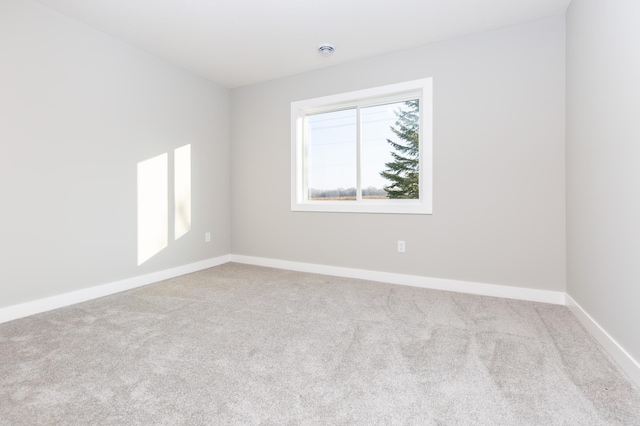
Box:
left=174, top=144, right=191, bottom=240
left=137, top=153, right=168, bottom=265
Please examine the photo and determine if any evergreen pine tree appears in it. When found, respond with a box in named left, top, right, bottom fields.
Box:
left=380, top=100, right=420, bottom=199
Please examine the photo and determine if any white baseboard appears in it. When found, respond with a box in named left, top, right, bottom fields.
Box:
left=0, top=255, right=565, bottom=326
left=230, top=255, right=566, bottom=305
left=2, top=253, right=637, bottom=389
left=566, top=294, right=640, bottom=389
left=0, top=255, right=231, bottom=324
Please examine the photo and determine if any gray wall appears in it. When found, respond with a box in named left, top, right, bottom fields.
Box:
left=566, top=1, right=640, bottom=362
left=0, top=0, right=230, bottom=308
left=231, top=16, right=566, bottom=291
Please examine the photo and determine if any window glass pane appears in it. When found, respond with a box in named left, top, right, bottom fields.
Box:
left=307, top=109, right=357, bottom=200
left=361, top=100, right=420, bottom=200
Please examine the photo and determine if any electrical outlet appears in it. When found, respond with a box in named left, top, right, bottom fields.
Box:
left=397, top=240, right=406, bottom=253
left=205, top=232, right=211, bottom=242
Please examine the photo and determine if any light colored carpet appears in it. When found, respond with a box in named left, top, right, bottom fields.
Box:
left=1, top=263, right=639, bottom=425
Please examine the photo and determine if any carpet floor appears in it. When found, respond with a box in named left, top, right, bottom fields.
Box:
left=1, top=263, right=639, bottom=425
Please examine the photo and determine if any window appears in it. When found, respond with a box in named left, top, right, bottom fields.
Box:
left=291, top=78, right=432, bottom=214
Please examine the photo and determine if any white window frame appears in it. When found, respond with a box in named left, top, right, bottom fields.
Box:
left=291, top=78, right=432, bottom=214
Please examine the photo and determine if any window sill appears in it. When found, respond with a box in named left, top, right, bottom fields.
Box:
left=291, top=201, right=432, bottom=215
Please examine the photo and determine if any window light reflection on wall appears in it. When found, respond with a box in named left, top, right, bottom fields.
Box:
left=136, top=144, right=192, bottom=265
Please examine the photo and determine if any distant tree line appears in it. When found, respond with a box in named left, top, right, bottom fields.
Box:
left=309, top=186, right=387, bottom=199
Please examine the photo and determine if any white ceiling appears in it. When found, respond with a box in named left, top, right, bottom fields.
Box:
left=35, top=0, right=571, bottom=88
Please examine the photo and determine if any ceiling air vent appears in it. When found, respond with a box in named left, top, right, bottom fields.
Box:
left=317, top=44, right=335, bottom=57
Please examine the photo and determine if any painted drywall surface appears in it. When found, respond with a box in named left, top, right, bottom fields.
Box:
left=231, top=16, right=566, bottom=291
left=0, top=0, right=230, bottom=308
left=566, top=1, right=640, bottom=362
